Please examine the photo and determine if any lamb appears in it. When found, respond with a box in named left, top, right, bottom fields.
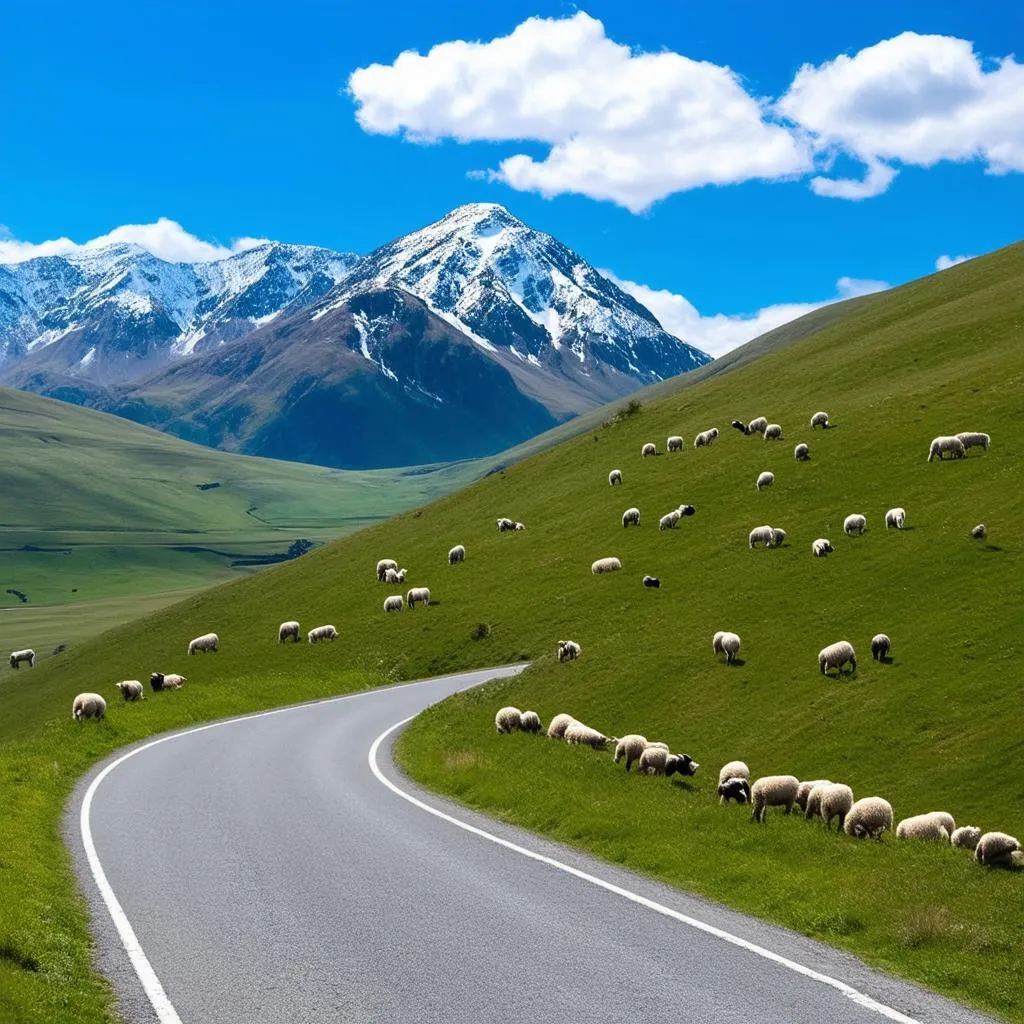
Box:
left=622, top=507, right=641, bottom=528
left=747, top=417, right=768, bottom=435
left=718, top=760, right=750, bottom=786
left=497, top=517, right=515, bottom=532
left=659, top=511, right=680, bottom=531
left=971, top=524, right=987, bottom=540
left=844, top=796, right=894, bottom=839
left=820, top=784, right=855, bottom=830
left=749, top=525, right=774, bottom=549
left=640, top=746, right=699, bottom=776
left=406, top=587, right=431, bottom=609
left=72, top=693, right=107, bottom=721
left=495, top=706, right=523, bottom=734
left=514, top=522, right=526, bottom=531
left=763, top=423, right=783, bottom=441
left=563, top=722, right=613, bottom=750
left=756, top=471, right=774, bottom=491
left=884, top=507, right=906, bottom=530
left=956, top=431, right=990, bottom=452
left=694, top=429, right=718, bottom=447
left=712, top=631, right=741, bottom=664
left=188, top=632, right=219, bottom=655
left=843, top=514, right=867, bottom=536
left=667, top=435, right=684, bottom=452
left=641, top=442, right=657, bottom=458
left=642, top=575, right=661, bottom=588
left=928, top=435, right=966, bottom=462
left=871, top=634, right=891, bottom=661
left=608, top=469, right=623, bottom=486
left=519, top=710, right=542, bottom=734
left=731, top=419, right=748, bottom=434
left=614, top=734, right=649, bottom=772
left=384, top=567, right=407, bottom=584
left=974, top=832, right=1021, bottom=868
left=114, top=680, right=145, bottom=702
left=557, top=640, right=582, bottom=662
left=794, top=443, right=810, bottom=461
left=897, top=814, right=951, bottom=842
left=8, top=648, right=35, bottom=669
left=718, top=778, right=752, bottom=804
left=803, top=781, right=834, bottom=820
left=376, top=558, right=398, bottom=581
left=308, top=624, right=338, bottom=643
left=950, top=826, right=982, bottom=850
left=149, top=672, right=185, bottom=691
left=770, top=528, right=787, bottom=548
left=819, top=640, right=856, bottom=676
left=810, top=411, right=830, bottom=430
left=383, top=595, right=404, bottom=613
left=448, top=544, right=466, bottom=565
left=750, top=775, right=800, bottom=823
left=591, top=557, right=622, bottom=574
left=547, top=713, right=578, bottom=740
left=812, top=538, right=833, bottom=557
left=795, top=779, right=830, bottom=813
left=278, top=620, right=301, bottom=644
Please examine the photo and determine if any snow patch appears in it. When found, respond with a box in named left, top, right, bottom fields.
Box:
left=79, top=346, right=96, bottom=367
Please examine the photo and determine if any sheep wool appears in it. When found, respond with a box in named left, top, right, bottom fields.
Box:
left=383, top=595, right=404, bottom=613
left=308, top=625, right=338, bottom=643
left=971, top=523, right=987, bottom=540
left=642, top=575, right=661, bottom=588
left=803, top=781, right=834, bottom=820
left=514, top=522, right=526, bottom=531
left=897, top=815, right=951, bottom=842
left=956, top=431, right=990, bottom=451
left=950, top=826, right=983, bottom=850
left=495, top=706, right=523, bottom=734
left=731, top=419, right=748, bottom=434
left=819, top=640, right=856, bottom=676
left=871, top=634, right=891, bottom=661
left=608, top=469, right=623, bottom=486
left=756, top=471, right=774, bottom=492
left=718, top=778, right=752, bottom=804
left=694, top=428, right=718, bottom=447
left=712, top=631, right=741, bottom=664
left=769, top=528, right=787, bottom=548
left=641, top=442, right=657, bottom=458
left=496, top=517, right=515, bottom=532
left=843, top=514, right=867, bottom=536
left=677, top=504, right=696, bottom=517
left=844, top=797, right=894, bottom=839
left=667, top=435, right=684, bottom=452
left=406, top=587, right=431, bottom=609
left=810, top=411, right=829, bottom=429
left=448, top=544, right=466, bottom=565
left=795, top=779, right=830, bottom=813
left=638, top=746, right=673, bottom=775
left=73, top=693, right=107, bottom=721
left=750, top=775, right=800, bottom=823
left=614, top=735, right=649, bottom=772
left=376, top=558, right=398, bottom=581
left=884, top=507, right=906, bottom=530
left=383, top=567, right=407, bottom=584
left=927, top=810, right=957, bottom=837
left=763, top=424, right=783, bottom=441
left=928, top=435, right=966, bottom=462
left=975, top=832, right=1021, bottom=867
left=9, top=648, right=35, bottom=669
left=547, top=713, right=578, bottom=741
left=812, top=538, right=833, bottom=557
left=591, top=557, right=622, bottom=574
left=718, top=760, right=751, bottom=786
left=659, top=511, right=680, bottom=531
left=278, top=620, right=301, bottom=644
left=188, top=632, right=219, bottom=655
left=749, top=525, right=774, bottom=549
left=794, top=443, right=810, bottom=461
left=819, top=784, right=855, bottom=830
left=519, top=710, right=542, bottom=734
left=114, top=680, right=145, bottom=702
left=622, top=507, right=641, bottom=528
left=747, top=417, right=768, bottom=435
left=563, top=722, right=612, bottom=750
left=557, top=640, right=582, bottom=662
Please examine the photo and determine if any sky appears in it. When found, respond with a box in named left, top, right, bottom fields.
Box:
left=1, top=0, right=1021, bottom=356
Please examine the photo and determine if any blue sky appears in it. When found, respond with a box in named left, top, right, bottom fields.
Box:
left=2, top=0, right=1021, bottom=354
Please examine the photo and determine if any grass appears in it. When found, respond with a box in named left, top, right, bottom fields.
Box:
left=0, top=243, right=1022, bottom=1022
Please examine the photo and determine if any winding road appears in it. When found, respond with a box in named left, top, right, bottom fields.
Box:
left=69, top=666, right=996, bottom=1024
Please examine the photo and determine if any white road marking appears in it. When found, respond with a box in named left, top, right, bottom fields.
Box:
left=369, top=718, right=920, bottom=1024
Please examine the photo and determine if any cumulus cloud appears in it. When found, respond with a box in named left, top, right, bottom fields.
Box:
left=607, top=273, right=890, bottom=358
left=0, top=218, right=268, bottom=265
left=935, top=253, right=974, bottom=270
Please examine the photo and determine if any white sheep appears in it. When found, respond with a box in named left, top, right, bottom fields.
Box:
left=819, top=640, right=857, bottom=676
left=770, top=527, right=787, bottom=548
left=406, top=587, right=431, bottom=609
left=547, top=713, right=578, bottom=740
left=448, top=544, right=466, bottom=565
left=384, top=567, right=407, bottom=584
left=820, top=784, right=855, bottom=831
left=591, top=557, right=622, bottom=574
left=514, top=522, right=526, bottom=531
left=495, top=706, right=522, bottom=734
left=812, top=538, right=833, bottom=557
left=278, top=620, right=301, bottom=644
left=667, top=435, right=684, bottom=452
left=810, top=411, right=829, bottom=430
left=750, top=775, right=800, bottom=822
left=795, top=779, right=828, bottom=813
left=641, top=442, right=657, bottom=458
left=72, top=693, right=106, bottom=721
left=308, top=624, right=338, bottom=643
left=884, top=507, right=906, bottom=530
left=659, top=511, right=680, bottom=531
left=844, top=797, right=894, bottom=839
left=896, top=814, right=951, bottom=842
left=803, top=781, right=834, bottom=820
left=638, top=745, right=673, bottom=775
left=615, top=735, right=649, bottom=772
left=950, top=826, right=983, bottom=850
left=871, top=634, right=891, bottom=661
left=8, top=648, right=35, bottom=669
left=376, top=558, right=398, bottom=581
left=756, top=471, right=774, bottom=491
left=608, top=469, right=623, bottom=486
left=748, top=525, right=774, bottom=549
left=188, top=632, right=219, bottom=655
left=519, top=710, right=542, bottom=734
left=694, top=429, right=718, bottom=448
left=975, top=832, right=1021, bottom=867
left=622, top=507, right=641, bottom=528
left=928, top=435, right=966, bottom=462
left=497, top=517, right=514, bottom=532
left=114, top=680, right=145, bottom=702
left=718, top=760, right=751, bottom=786
left=383, top=595, right=404, bottom=613
left=971, top=523, right=987, bottom=540
left=557, top=640, right=582, bottom=662
left=747, top=416, right=768, bottom=435
left=843, top=514, right=867, bottom=536
left=956, top=431, right=990, bottom=451
left=794, top=443, right=810, bottom=461
left=926, top=811, right=956, bottom=835
left=563, top=722, right=612, bottom=749
left=712, top=631, right=741, bottom=664
left=764, top=423, right=783, bottom=441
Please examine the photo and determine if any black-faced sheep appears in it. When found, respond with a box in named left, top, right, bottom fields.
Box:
left=9, top=648, right=35, bottom=669
left=278, top=620, right=301, bottom=643
left=642, top=575, right=661, bottom=588
left=496, top=517, right=516, bottom=532
left=73, top=693, right=106, bottom=721
left=819, top=641, right=856, bottom=676
left=188, top=632, right=219, bottom=655
left=719, top=778, right=752, bottom=804
left=844, top=797, right=894, bottom=839
left=871, top=634, right=891, bottom=661
left=677, top=504, right=696, bottom=517
left=557, top=640, right=582, bottom=662
left=149, top=672, right=185, bottom=692
left=731, top=420, right=748, bottom=434
left=751, top=775, right=800, bottom=822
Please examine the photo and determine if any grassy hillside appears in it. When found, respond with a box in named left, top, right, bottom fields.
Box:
left=1, top=243, right=1022, bottom=1023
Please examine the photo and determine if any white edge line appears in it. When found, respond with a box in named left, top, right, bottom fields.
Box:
left=78, top=664, right=526, bottom=1024
left=368, top=718, right=920, bottom=1024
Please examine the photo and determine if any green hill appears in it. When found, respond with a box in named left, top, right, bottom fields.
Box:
left=2, top=243, right=1022, bottom=1023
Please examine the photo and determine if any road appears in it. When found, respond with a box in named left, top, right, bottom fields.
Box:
left=69, top=666, right=996, bottom=1024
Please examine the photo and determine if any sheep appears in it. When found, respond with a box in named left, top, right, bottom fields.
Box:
left=608, top=469, right=623, bottom=486
left=794, top=443, right=810, bottom=461
left=72, top=692, right=107, bottom=721
left=557, top=640, right=582, bottom=662
left=383, top=567, right=408, bottom=584
left=519, top=710, right=542, bottom=734
left=950, top=826, right=983, bottom=850
left=448, top=544, right=466, bottom=565
left=810, top=411, right=830, bottom=430
left=795, top=779, right=830, bottom=813
left=563, top=722, right=613, bottom=750
left=383, top=595, right=404, bottom=613
left=694, top=429, right=718, bottom=447
left=622, top=507, right=641, bottom=528
left=614, top=734, right=649, bottom=771
left=667, top=435, right=684, bottom=452
left=769, top=527, right=787, bottom=548
left=114, top=680, right=145, bottom=702
left=926, top=811, right=956, bottom=835
left=640, top=747, right=699, bottom=777
left=188, top=632, right=219, bottom=655
left=975, top=832, right=1021, bottom=868
left=764, top=423, right=783, bottom=441
left=514, top=522, right=526, bottom=531
left=497, top=517, right=515, bottom=532
left=642, top=575, right=661, bottom=588
left=406, top=587, right=431, bottom=609
left=928, top=435, right=966, bottom=462
left=884, top=507, right=906, bottom=530
left=871, top=634, right=891, bottom=661
left=307, top=624, right=338, bottom=643
left=750, top=775, right=800, bottom=823
left=819, top=640, right=857, bottom=676
left=844, top=797, right=894, bottom=839
left=718, top=760, right=750, bottom=786
left=803, top=781, right=834, bottom=820
left=677, top=504, right=696, bottom=517
left=659, top=511, right=680, bottom=531
left=149, top=672, right=185, bottom=692
left=719, top=778, right=752, bottom=804
left=897, top=815, right=951, bottom=842
left=8, top=648, right=35, bottom=669
left=547, top=713, right=578, bottom=740
left=731, top=419, right=748, bottom=434
left=756, top=471, right=774, bottom=492
left=641, top=442, right=657, bottom=458
left=971, top=523, right=987, bottom=540
left=712, top=631, right=741, bottom=664
left=376, top=558, right=398, bottom=581
left=278, top=620, right=301, bottom=644
left=820, top=784, right=855, bottom=830
left=495, top=706, right=523, bottom=734
left=591, top=557, right=622, bottom=574
left=843, top=514, right=867, bottom=536
left=747, top=417, right=768, bottom=435
left=956, top=431, right=990, bottom=452
left=812, top=538, right=833, bottom=557
left=749, top=525, right=774, bottom=549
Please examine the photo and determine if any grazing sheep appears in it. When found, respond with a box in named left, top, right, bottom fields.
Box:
left=770, top=527, right=787, bottom=548
left=975, top=832, right=1021, bottom=868
left=188, top=632, right=219, bottom=655
left=731, top=419, right=748, bottom=434
left=114, top=680, right=145, bottom=702
left=557, top=640, right=582, bottom=662
left=497, top=517, right=515, bottom=532
left=796, top=779, right=830, bottom=813
left=642, top=575, right=661, bottom=588
left=747, top=417, right=768, bottom=435
left=803, top=781, right=834, bottom=820
left=667, top=435, right=684, bottom=452
left=639, top=746, right=673, bottom=775
left=384, top=567, right=408, bottom=584
left=641, top=442, right=657, bottom=458
left=812, top=538, right=833, bottom=557
left=712, top=631, right=742, bottom=664
left=614, top=734, right=649, bottom=771
left=72, top=692, right=107, bottom=721
left=149, top=672, right=185, bottom=692
left=718, top=760, right=751, bottom=786
left=844, top=797, right=894, bottom=839
left=8, top=648, right=35, bottom=669
left=495, top=706, right=523, bottom=734
left=884, top=507, right=906, bottom=530
left=810, top=411, right=830, bottom=430
left=844, top=514, right=867, bottom=536
left=608, top=469, right=623, bottom=486
left=751, top=775, right=800, bottom=823
left=756, top=471, right=774, bottom=492
left=278, top=620, right=301, bottom=644
left=308, top=624, right=338, bottom=643
left=547, top=713, right=578, bottom=741
left=819, top=640, right=857, bottom=676
left=666, top=753, right=700, bottom=777
left=897, top=815, right=951, bottom=842
left=694, top=429, right=718, bottom=448
left=971, top=523, right=987, bottom=540
left=592, top=557, right=622, bottom=574
left=383, top=595, right=404, bottom=613
left=622, top=507, right=641, bottom=528
left=376, top=558, right=398, bottom=581
left=719, top=778, right=752, bottom=804
left=928, top=435, right=966, bottom=462
left=871, top=634, right=891, bottom=661
left=563, top=722, right=613, bottom=750
left=659, top=510, right=680, bottom=531
left=406, top=587, right=431, bottom=609
left=448, top=544, right=466, bottom=565
left=820, top=784, right=855, bottom=831
left=956, top=431, right=990, bottom=451
left=951, top=826, right=983, bottom=850
left=677, top=504, right=696, bottom=518
left=927, top=811, right=956, bottom=835
left=764, top=424, right=783, bottom=441
left=794, top=443, right=810, bottom=461
left=749, top=525, right=774, bottom=548
left=519, top=710, right=542, bottom=734
left=514, top=522, right=526, bottom=531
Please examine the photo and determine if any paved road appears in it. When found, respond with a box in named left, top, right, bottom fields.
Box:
left=70, top=667, right=997, bottom=1024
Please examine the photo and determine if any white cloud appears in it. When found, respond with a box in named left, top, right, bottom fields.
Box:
left=935, top=253, right=974, bottom=270
left=0, top=218, right=268, bottom=265
left=607, top=272, right=889, bottom=359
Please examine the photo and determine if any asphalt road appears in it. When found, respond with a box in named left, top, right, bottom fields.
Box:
left=69, top=666, right=998, bottom=1024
